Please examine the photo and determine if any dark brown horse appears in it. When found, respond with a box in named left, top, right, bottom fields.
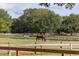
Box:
left=36, top=33, right=46, bottom=42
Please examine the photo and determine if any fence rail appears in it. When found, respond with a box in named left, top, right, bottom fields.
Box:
left=0, top=45, right=79, bottom=56
left=1, top=33, right=79, bottom=40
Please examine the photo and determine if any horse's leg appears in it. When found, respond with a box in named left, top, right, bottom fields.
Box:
left=42, top=38, right=43, bottom=42
left=44, top=37, right=46, bottom=42
left=36, top=37, right=37, bottom=42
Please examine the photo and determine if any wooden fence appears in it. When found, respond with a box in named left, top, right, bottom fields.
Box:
left=0, top=45, right=79, bottom=56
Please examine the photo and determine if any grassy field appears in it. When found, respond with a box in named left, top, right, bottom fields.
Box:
left=0, top=51, right=77, bottom=56
left=0, top=37, right=79, bottom=43
left=0, top=38, right=36, bottom=43
left=0, top=38, right=60, bottom=56
left=0, top=37, right=66, bottom=43
left=0, top=37, right=78, bottom=56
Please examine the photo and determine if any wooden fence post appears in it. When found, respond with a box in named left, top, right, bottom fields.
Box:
left=8, top=42, right=11, bottom=56
left=70, top=43, right=72, bottom=56
left=34, top=42, right=37, bottom=54
left=60, top=41, right=64, bottom=56
left=16, top=50, right=19, bottom=56
left=62, top=53, right=64, bottom=56
left=40, top=46, right=42, bottom=55
left=60, top=41, right=62, bottom=49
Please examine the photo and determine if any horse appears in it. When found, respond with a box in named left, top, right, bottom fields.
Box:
left=36, top=33, right=46, bottom=42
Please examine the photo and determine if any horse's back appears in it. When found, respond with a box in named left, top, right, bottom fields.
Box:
left=36, top=35, right=46, bottom=41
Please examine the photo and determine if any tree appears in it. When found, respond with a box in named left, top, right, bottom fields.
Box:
left=39, top=3, right=75, bottom=9
left=11, top=8, right=62, bottom=33
left=60, top=14, right=79, bottom=35
left=0, top=9, right=12, bottom=33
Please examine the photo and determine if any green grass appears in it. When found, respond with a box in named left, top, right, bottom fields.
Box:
left=0, top=38, right=36, bottom=43
left=0, top=37, right=79, bottom=43
left=0, top=52, right=77, bottom=56
left=0, top=37, right=64, bottom=43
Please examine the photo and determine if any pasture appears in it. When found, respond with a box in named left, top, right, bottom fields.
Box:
left=0, top=37, right=79, bottom=56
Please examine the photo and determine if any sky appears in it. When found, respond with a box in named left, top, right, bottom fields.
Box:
left=0, top=3, right=79, bottom=18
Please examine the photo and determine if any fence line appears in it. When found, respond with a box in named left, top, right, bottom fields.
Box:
left=1, top=42, right=79, bottom=56
left=1, top=33, right=79, bottom=39
left=5, top=43, right=79, bottom=46
left=0, top=46, right=79, bottom=56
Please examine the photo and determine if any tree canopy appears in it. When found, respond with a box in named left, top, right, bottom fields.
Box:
left=60, top=14, right=79, bottom=35
left=39, top=3, right=75, bottom=9
left=0, top=9, right=12, bottom=33
left=11, top=8, right=62, bottom=33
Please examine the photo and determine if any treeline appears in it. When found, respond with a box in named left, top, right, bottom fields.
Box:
left=0, top=8, right=79, bottom=35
